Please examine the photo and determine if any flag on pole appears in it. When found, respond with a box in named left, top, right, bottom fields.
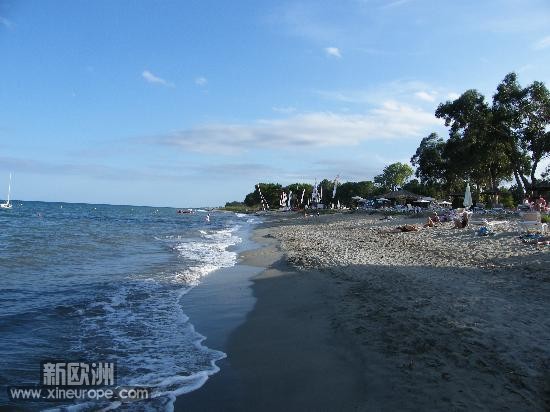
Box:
left=332, top=175, right=339, bottom=198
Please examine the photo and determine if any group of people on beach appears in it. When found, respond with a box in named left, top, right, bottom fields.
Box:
left=389, top=210, right=470, bottom=233
left=424, top=210, right=469, bottom=229
left=523, top=195, right=548, bottom=212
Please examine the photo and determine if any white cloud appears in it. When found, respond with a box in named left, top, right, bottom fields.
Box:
left=446, top=92, right=460, bottom=100
left=142, top=70, right=174, bottom=87
left=153, top=102, right=442, bottom=154
left=532, top=36, right=550, bottom=50
left=324, top=47, right=342, bottom=58
left=414, top=91, right=437, bottom=102
left=195, top=76, right=208, bottom=86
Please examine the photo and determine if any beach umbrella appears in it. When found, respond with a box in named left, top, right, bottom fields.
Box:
left=463, top=183, right=473, bottom=208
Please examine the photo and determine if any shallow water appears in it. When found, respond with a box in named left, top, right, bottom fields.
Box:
left=0, top=201, right=258, bottom=410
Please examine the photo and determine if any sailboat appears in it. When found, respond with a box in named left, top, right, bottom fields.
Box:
left=1, top=173, right=12, bottom=209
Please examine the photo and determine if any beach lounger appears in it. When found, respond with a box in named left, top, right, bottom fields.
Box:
left=518, top=212, right=548, bottom=234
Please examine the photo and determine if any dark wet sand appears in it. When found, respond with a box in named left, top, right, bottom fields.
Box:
left=176, top=226, right=368, bottom=412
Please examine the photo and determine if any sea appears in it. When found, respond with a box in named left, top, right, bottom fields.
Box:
left=0, top=201, right=259, bottom=411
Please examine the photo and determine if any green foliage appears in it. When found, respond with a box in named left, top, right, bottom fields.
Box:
left=410, top=73, right=550, bottom=201
left=222, top=202, right=250, bottom=213
left=402, top=179, right=440, bottom=198
left=492, top=72, right=550, bottom=192
left=410, top=132, right=446, bottom=186
left=435, top=89, right=512, bottom=195
left=241, top=180, right=382, bottom=208
left=335, top=181, right=381, bottom=206
left=225, top=201, right=243, bottom=207
left=498, top=189, right=515, bottom=209
left=542, top=215, right=550, bottom=224
left=243, top=183, right=282, bottom=208
left=374, top=162, right=413, bottom=191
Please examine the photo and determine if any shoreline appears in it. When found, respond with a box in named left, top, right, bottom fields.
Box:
left=176, top=211, right=550, bottom=411
left=176, top=219, right=369, bottom=411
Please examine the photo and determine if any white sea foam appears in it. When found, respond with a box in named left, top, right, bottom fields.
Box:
left=73, top=225, right=243, bottom=411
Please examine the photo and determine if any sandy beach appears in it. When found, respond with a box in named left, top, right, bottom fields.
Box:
left=178, top=211, right=550, bottom=411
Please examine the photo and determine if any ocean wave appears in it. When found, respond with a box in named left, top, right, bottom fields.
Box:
left=71, top=225, right=242, bottom=410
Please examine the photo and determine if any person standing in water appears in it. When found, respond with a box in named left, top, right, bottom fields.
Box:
left=205, top=213, right=210, bottom=223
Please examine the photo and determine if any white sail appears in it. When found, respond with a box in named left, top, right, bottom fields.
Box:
left=311, top=181, right=318, bottom=204
left=1, top=173, right=12, bottom=209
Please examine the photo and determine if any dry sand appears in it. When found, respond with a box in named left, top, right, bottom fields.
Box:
left=179, top=211, right=550, bottom=411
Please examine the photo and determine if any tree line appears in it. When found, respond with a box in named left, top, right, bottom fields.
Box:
left=230, top=73, right=549, bottom=210
left=237, top=163, right=416, bottom=210
left=413, top=72, right=549, bottom=203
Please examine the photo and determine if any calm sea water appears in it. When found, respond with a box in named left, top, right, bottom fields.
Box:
left=0, top=201, right=258, bottom=410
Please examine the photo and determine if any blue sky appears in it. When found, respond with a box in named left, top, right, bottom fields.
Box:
left=1, top=0, right=549, bottom=207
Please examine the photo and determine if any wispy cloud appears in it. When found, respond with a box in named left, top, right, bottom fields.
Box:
left=414, top=91, right=437, bottom=102
left=532, top=35, right=550, bottom=50
left=0, top=156, right=177, bottom=181
left=316, top=79, right=451, bottom=106
left=150, top=102, right=441, bottom=154
left=269, top=3, right=345, bottom=45
left=482, top=11, right=550, bottom=33
left=0, top=16, right=13, bottom=29
left=324, top=47, right=342, bottom=58
left=195, top=76, right=208, bottom=86
left=380, top=0, right=412, bottom=10
left=142, top=70, right=174, bottom=87
left=272, top=106, right=297, bottom=114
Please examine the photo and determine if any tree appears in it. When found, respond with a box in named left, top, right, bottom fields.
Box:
left=374, top=163, right=413, bottom=191
left=492, top=72, right=550, bottom=194
left=318, top=179, right=335, bottom=206
left=435, top=89, right=513, bottom=203
left=243, top=183, right=282, bottom=208
left=410, top=132, right=446, bottom=186
left=284, top=183, right=313, bottom=207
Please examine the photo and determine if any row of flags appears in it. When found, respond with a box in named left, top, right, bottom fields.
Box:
left=256, top=184, right=269, bottom=211
left=258, top=175, right=340, bottom=209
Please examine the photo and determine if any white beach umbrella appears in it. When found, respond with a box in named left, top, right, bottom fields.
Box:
left=463, top=183, right=473, bottom=208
